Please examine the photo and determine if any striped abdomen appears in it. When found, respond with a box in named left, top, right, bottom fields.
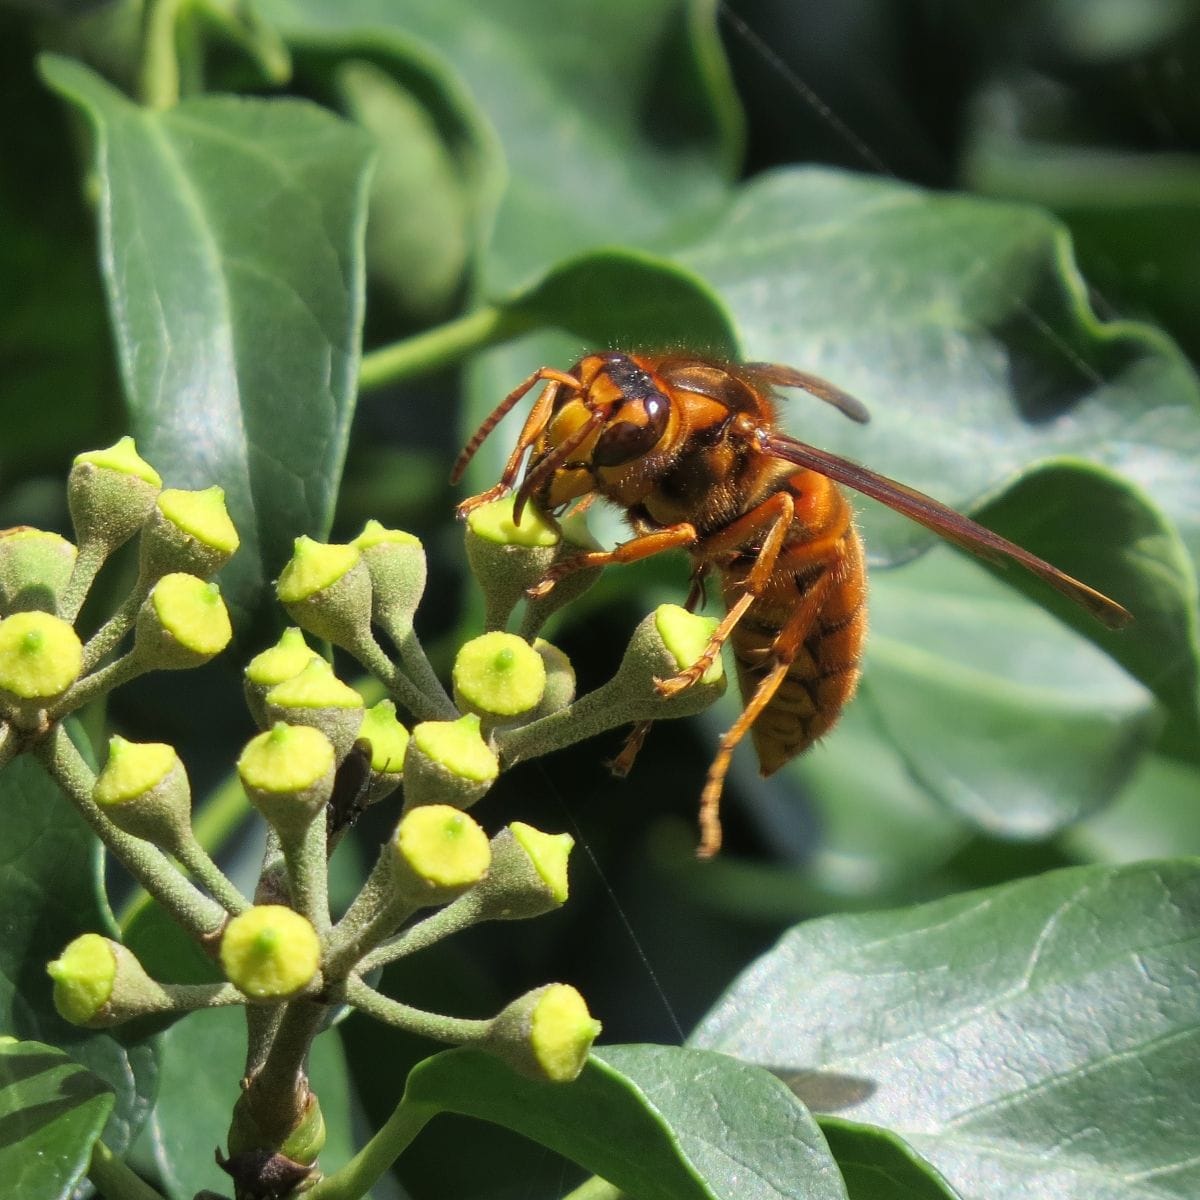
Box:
left=721, top=513, right=867, bottom=777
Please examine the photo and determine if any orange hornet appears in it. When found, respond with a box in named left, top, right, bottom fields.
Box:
left=452, top=352, right=1132, bottom=857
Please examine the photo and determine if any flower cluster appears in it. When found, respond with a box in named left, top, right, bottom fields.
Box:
left=1, top=440, right=726, bottom=1196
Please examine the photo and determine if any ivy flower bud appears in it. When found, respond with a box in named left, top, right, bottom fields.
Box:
left=403, top=713, right=498, bottom=811
left=520, top=510, right=606, bottom=637
left=276, top=536, right=373, bottom=651
left=238, top=723, right=336, bottom=837
left=94, top=735, right=192, bottom=853
left=485, top=983, right=601, bottom=1083
left=47, top=934, right=171, bottom=1028
left=464, top=497, right=560, bottom=631
left=356, top=699, right=410, bottom=804
left=528, top=639, right=575, bottom=719
left=139, top=486, right=240, bottom=583
left=0, top=611, right=84, bottom=713
left=264, top=658, right=365, bottom=760
left=353, top=521, right=426, bottom=637
left=219, top=905, right=321, bottom=1001
left=390, top=804, right=491, bottom=906
left=243, top=628, right=321, bottom=728
left=453, top=632, right=546, bottom=722
left=0, top=528, right=77, bottom=616
left=135, top=574, right=233, bottom=669
left=68, top=437, right=162, bottom=556
left=496, top=604, right=725, bottom=768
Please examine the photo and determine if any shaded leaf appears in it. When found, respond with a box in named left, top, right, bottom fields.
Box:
left=0, top=1039, right=114, bottom=1200
left=0, top=753, right=155, bottom=1155
left=254, top=0, right=741, bottom=291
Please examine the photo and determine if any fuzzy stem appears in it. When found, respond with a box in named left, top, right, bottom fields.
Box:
left=241, top=999, right=328, bottom=1142
left=323, top=849, right=414, bottom=979
left=392, top=627, right=457, bottom=720
left=342, top=976, right=491, bottom=1044
left=173, top=831, right=251, bottom=915
left=349, top=629, right=455, bottom=722
left=89, top=1140, right=168, bottom=1200
left=356, top=889, right=485, bottom=975
left=59, top=540, right=107, bottom=623
left=279, top=817, right=330, bottom=936
left=82, top=587, right=146, bottom=672
left=55, top=650, right=146, bottom=715
left=357, top=306, right=535, bottom=393
left=307, top=1090, right=434, bottom=1200
left=139, top=0, right=183, bottom=109
left=37, top=726, right=226, bottom=941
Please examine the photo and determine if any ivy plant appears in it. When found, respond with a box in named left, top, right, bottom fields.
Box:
left=1, top=2, right=1198, bottom=1200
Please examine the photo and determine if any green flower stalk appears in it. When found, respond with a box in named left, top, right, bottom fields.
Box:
left=263, top=659, right=366, bottom=761
left=0, top=528, right=76, bottom=616
left=62, top=437, right=162, bottom=620
left=48, top=933, right=243, bottom=1028
left=402, top=713, right=499, bottom=810
left=220, top=905, right=322, bottom=1002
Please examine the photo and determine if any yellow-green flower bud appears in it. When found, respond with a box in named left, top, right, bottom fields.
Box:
left=390, top=804, right=491, bottom=906
left=356, top=699, right=409, bottom=804
left=353, top=521, right=425, bottom=637
left=458, top=822, right=573, bottom=923
left=135, top=574, right=232, bottom=668
left=238, top=723, right=336, bottom=836
left=219, top=905, right=321, bottom=1001
left=464, top=498, right=559, bottom=631
left=139, top=486, right=240, bottom=583
left=94, top=735, right=192, bottom=852
left=403, top=713, right=498, bottom=811
left=0, top=528, right=77, bottom=616
left=277, top=536, right=373, bottom=651
left=68, top=437, right=162, bottom=556
left=519, top=511, right=606, bottom=638
left=264, top=658, right=365, bottom=760
left=47, top=934, right=172, bottom=1028
left=243, top=628, right=321, bottom=728
left=453, top=632, right=546, bottom=721
left=528, top=639, right=575, bottom=719
left=485, top=984, right=600, bottom=1083
left=0, top=611, right=83, bottom=703
left=496, top=604, right=726, bottom=769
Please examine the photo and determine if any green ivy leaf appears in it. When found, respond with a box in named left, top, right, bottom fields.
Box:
left=39, top=54, right=374, bottom=620
left=819, top=1122, right=959, bottom=1200
left=0, top=754, right=155, bottom=1156
left=0, top=1039, right=114, bottom=1200
left=693, top=859, right=1200, bottom=1200
left=404, top=1043, right=847, bottom=1200
left=253, top=0, right=741, bottom=290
